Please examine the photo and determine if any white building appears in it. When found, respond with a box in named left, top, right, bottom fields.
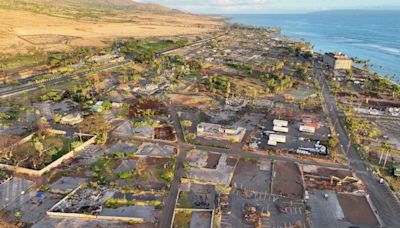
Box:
left=196, top=123, right=246, bottom=142
left=323, top=52, right=352, bottom=70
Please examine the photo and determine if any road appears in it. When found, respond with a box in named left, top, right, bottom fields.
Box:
left=0, top=61, right=131, bottom=98
left=153, top=101, right=351, bottom=228
left=315, top=61, right=400, bottom=227
left=0, top=32, right=229, bottom=99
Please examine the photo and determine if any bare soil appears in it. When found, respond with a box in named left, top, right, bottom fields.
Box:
left=226, top=157, right=238, bottom=166
left=272, top=161, right=303, bottom=199
left=0, top=135, right=21, bottom=149
left=316, top=167, right=353, bottom=179
left=129, top=98, right=168, bottom=118
left=154, top=126, right=176, bottom=141
left=204, top=153, right=221, bottom=169
left=0, top=8, right=222, bottom=54
left=337, top=193, right=379, bottom=226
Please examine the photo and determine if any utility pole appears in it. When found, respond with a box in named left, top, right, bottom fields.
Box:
left=383, top=151, right=389, bottom=169
left=378, top=151, right=384, bottom=165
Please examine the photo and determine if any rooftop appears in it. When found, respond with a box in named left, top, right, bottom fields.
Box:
left=326, top=52, right=351, bottom=60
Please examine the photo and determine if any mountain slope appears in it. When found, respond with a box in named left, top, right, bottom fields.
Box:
left=0, top=0, right=178, bottom=21
left=0, top=0, right=223, bottom=54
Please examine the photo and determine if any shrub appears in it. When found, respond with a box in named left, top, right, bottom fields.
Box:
left=180, top=120, right=192, bottom=128
left=54, top=114, right=62, bottom=123
left=113, top=151, right=126, bottom=158
left=117, top=171, right=133, bottom=179
left=160, top=171, right=174, bottom=182
left=71, top=141, right=83, bottom=150
left=102, top=101, right=112, bottom=111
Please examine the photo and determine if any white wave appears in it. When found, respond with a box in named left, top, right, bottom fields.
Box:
left=333, top=36, right=362, bottom=43
left=353, top=43, right=400, bottom=56
left=286, top=31, right=320, bottom=37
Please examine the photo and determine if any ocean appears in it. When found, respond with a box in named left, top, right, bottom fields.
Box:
left=226, top=11, right=400, bottom=81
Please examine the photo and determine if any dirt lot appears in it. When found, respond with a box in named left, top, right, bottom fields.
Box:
left=0, top=135, right=21, bottom=149
left=272, top=161, right=303, bottom=199
left=153, top=126, right=176, bottom=141
left=231, top=159, right=272, bottom=193
left=129, top=98, right=168, bottom=118
left=205, top=153, right=221, bottom=169
left=118, top=157, right=174, bottom=191
left=302, top=165, right=361, bottom=192
left=337, top=193, right=379, bottom=226
left=171, top=94, right=216, bottom=111
left=302, top=165, right=353, bottom=179
left=0, top=8, right=221, bottom=54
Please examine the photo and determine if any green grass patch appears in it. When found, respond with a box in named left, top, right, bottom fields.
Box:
left=105, top=198, right=162, bottom=209
left=0, top=52, right=46, bottom=70
left=173, top=210, right=192, bottom=228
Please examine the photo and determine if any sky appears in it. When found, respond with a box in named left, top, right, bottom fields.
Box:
left=136, top=0, right=400, bottom=14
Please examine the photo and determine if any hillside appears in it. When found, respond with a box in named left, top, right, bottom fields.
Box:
left=0, top=0, right=176, bottom=20
left=0, top=0, right=223, bottom=55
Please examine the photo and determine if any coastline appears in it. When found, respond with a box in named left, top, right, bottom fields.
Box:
left=224, top=12, right=400, bottom=82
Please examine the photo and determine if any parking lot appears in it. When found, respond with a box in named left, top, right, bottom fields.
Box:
left=253, top=115, right=330, bottom=156
left=231, top=159, right=272, bottom=193
left=221, top=188, right=307, bottom=228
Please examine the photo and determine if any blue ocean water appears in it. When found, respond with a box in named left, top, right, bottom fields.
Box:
left=226, top=11, right=400, bottom=81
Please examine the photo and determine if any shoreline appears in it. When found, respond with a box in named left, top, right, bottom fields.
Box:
left=224, top=13, right=400, bottom=82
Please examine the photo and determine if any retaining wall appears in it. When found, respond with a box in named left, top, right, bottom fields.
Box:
left=0, top=131, right=96, bottom=176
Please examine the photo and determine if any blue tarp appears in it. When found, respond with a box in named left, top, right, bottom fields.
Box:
left=36, top=192, right=45, bottom=198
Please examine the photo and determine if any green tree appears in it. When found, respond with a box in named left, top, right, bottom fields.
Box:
left=78, top=114, right=112, bottom=145
left=102, top=101, right=112, bottom=111
left=34, top=141, right=44, bottom=157
left=328, top=136, right=339, bottom=149
left=180, top=120, right=192, bottom=128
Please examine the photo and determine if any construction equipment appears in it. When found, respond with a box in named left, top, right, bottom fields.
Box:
left=330, top=176, right=363, bottom=186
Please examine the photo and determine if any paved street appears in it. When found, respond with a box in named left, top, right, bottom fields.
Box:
left=148, top=102, right=350, bottom=228
left=315, top=61, right=400, bottom=227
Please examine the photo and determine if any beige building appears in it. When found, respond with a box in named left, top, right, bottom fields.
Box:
left=323, top=52, right=352, bottom=70
left=196, top=123, right=246, bottom=143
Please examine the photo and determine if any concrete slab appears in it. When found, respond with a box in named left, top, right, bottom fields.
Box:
left=32, top=216, right=141, bottom=228
left=0, top=177, right=32, bottom=209
left=187, top=153, right=236, bottom=185
left=132, top=126, right=153, bottom=139
left=111, top=121, right=134, bottom=138
left=50, top=177, right=87, bottom=193
left=190, top=211, right=212, bottom=228
left=309, top=190, right=351, bottom=228
left=114, top=159, right=137, bottom=173
left=106, top=142, right=139, bottom=155
left=136, top=143, right=176, bottom=157
left=231, top=159, right=271, bottom=193
left=100, top=206, right=155, bottom=222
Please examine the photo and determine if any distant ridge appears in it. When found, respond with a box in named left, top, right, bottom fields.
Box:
left=0, top=0, right=180, bottom=17
left=308, top=9, right=400, bottom=15
left=56, top=0, right=177, bottom=12
left=0, top=0, right=222, bottom=54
